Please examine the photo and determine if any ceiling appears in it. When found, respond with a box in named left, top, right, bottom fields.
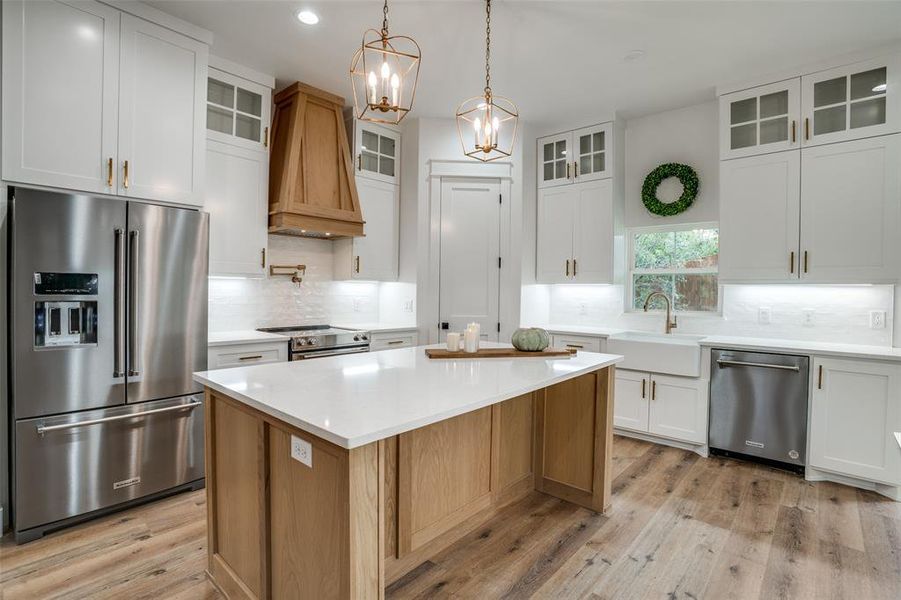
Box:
left=148, top=1, right=901, bottom=125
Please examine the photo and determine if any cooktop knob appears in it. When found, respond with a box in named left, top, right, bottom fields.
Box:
left=353, top=334, right=360, bottom=341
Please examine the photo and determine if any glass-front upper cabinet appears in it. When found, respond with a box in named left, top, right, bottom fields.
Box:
left=351, top=120, right=400, bottom=184
left=206, top=68, right=271, bottom=151
left=801, top=55, right=901, bottom=147
left=537, top=123, right=613, bottom=189
left=719, top=79, right=801, bottom=160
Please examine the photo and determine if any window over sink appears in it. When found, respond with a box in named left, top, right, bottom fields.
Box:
left=629, top=225, right=719, bottom=313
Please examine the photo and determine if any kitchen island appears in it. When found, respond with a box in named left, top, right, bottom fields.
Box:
left=193, top=344, right=621, bottom=599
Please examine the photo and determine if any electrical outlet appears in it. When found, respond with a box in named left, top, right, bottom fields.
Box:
left=403, top=299, right=414, bottom=313
left=291, top=435, right=312, bottom=467
left=758, top=307, right=771, bottom=325
left=870, top=310, right=886, bottom=329
left=579, top=302, right=588, bottom=316
left=352, top=297, right=362, bottom=312
left=802, top=308, right=815, bottom=327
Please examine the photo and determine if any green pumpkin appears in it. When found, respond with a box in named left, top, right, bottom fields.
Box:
left=511, top=327, right=550, bottom=352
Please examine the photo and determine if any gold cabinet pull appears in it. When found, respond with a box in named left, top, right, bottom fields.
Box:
left=264, top=126, right=269, bottom=148
left=817, top=364, right=823, bottom=389
left=573, top=160, right=579, bottom=178
left=107, top=157, right=114, bottom=187
left=565, top=259, right=570, bottom=277
left=804, top=118, right=810, bottom=141
left=566, top=162, right=571, bottom=179
left=803, top=250, right=809, bottom=274
left=357, top=154, right=362, bottom=171
left=565, top=344, right=584, bottom=349
left=791, top=120, right=797, bottom=143
left=123, top=160, right=129, bottom=189
left=790, top=250, right=795, bottom=274
left=641, top=379, right=646, bottom=399
left=239, top=355, right=263, bottom=361
left=355, top=256, right=361, bottom=273
left=651, top=380, right=657, bottom=400
left=573, top=259, right=577, bottom=277
left=261, top=248, right=266, bottom=269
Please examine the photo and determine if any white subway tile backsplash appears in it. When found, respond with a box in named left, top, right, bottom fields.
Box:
left=208, top=235, right=416, bottom=332
left=523, top=283, right=895, bottom=346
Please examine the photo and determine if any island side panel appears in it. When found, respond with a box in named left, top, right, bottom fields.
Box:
left=204, top=388, right=384, bottom=600
left=533, top=366, right=615, bottom=512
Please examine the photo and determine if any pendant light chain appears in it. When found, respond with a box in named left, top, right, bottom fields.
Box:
left=484, top=0, right=491, bottom=95
left=381, top=0, right=389, bottom=37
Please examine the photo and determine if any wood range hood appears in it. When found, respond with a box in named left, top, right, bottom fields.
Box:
left=268, top=81, right=364, bottom=238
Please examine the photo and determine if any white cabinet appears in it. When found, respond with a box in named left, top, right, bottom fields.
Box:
left=208, top=341, right=288, bottom=370
left=613, top=369, right=708, bottom=445
left=369, top=330, right=418, bottom=351
left=719, top=151, right=801, bottom=281
left=719, top=79, right=801, bottom=160
left=810, top=357, right=901, bottom=486
left=550, top=334, right=603, bottom=353
left=537, top=123, right=612, bottom=189
left=2, top=0, right=120, bottom=193
left=2, top=0, right=208, bottom=206
left=205, top=140, right=268, bottom=277
left=720, top=133, right=900, bottom=283
left=801, top=55, right=901, bottom=147
left=536, top=179, right=614, bottom=283
left=800, top=134, right=901, bottom=282
left=334, top=178, right=399, bottom=281
left=349, top=120, right=400, bottom=184
left=203, top=63, right=273, bottom=278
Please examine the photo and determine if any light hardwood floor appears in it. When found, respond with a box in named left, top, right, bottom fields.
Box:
left=2, top=436, right=899, bottom=599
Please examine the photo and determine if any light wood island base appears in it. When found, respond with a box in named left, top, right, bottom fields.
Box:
left=203, top=366, right=614, bottom=599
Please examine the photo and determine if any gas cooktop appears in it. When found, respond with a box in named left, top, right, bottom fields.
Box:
left=257, top=325, right=370, bottom=357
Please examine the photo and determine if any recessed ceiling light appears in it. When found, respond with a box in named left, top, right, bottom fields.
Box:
left=623, top=49, right=646, bottom=62
left=296, top=10, right=319, bottom=25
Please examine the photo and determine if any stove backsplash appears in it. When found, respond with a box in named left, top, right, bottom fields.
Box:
left=208, top=235, right=415, bottom=332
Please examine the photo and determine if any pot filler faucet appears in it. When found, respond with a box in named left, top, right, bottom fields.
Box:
left=643, top=291, right=678, bottom=334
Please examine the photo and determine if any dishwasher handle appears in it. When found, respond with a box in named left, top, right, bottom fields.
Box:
left=716, top=359, right=800, bottom=372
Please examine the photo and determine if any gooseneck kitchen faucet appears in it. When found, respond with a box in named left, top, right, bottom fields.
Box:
left=643, top=291, right=678, bottom=334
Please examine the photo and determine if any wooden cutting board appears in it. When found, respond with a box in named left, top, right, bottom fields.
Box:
left=425, top=347, right=576, bottom=359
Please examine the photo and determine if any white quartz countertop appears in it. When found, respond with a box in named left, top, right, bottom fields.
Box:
left=333, top=323, right=418, bottom=334
left=208, top=330, right=290, bottom=347
left=193, top=342, right=622, bottom=449
left=546, top=325, right=626, bottom=337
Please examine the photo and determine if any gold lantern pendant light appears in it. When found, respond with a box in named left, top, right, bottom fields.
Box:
left=455, top=0, right=519, bottom=162
left=350, top=0, right=421, bottom=125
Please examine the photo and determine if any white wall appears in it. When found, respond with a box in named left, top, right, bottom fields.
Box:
left=208, top=234, right=415, bottom=331
left=525, top=283, right=894, bottom=346
left=624, top=101, right=719, bottom=227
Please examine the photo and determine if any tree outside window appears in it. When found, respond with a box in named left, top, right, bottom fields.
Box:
left=631, top=227, right=719, bottom=312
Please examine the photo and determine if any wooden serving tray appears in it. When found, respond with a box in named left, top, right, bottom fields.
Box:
left=425, top=347, right=576, bottom=359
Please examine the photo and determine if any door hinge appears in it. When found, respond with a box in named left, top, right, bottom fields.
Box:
left=497, top=322, right=501, bottom=333
left=498, top=256, right=502, bottom=269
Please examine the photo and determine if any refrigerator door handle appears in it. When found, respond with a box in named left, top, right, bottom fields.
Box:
left=128, top=230, right=140, bottom=377
left=114, top=229, right=126, bottom=377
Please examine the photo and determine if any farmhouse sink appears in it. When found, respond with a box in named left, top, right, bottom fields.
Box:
left=606, top=331, right=704, bottom=377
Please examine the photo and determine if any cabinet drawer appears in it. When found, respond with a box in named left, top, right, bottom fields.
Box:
left=370, top=332, right=417, bottom=351
left=551, top=334, right=602, bottom=353
left=208, top=342, right=288, bottom=369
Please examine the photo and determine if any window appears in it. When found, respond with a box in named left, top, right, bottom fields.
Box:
left=207, top=77, right=264, bottom=144
left=629, top=226, right=719, bottom=312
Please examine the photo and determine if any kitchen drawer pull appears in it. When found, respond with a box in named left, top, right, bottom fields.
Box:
left=565, top=343, right=584, bottom=349
left=36, top=401, right=201, bottom=436
left=717, top=359, right=800, bottom=372
left=387, top=340, right=405, bottom=345
left=239, top=355, right=264, bottom=361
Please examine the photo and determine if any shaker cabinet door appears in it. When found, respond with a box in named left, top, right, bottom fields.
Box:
left=571, top=179, right=614, bottom=284
left=800, top=134, right=901, bottom=282
left=537, top=132, right=573, bottom=189
left=354, top=178, right=399, bottom=281
left=118, top=14, right=207, bottom=205
left=572, top=123, right=613, bottom=182
left=719, top=151, right=801, bottom=281
left=536, top=186, right=575, bottom=283
left=647, top=374, right=708, bottom=445
left=2, top=0, right=120, bottom=193
left=613, top=370, right=650, bottom=433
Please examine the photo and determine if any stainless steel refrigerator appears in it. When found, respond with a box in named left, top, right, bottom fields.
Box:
left=8, top=187, right=209, bottom=543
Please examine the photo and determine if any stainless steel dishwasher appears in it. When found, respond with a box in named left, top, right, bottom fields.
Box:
left=709, top=349, right=809, bottom=471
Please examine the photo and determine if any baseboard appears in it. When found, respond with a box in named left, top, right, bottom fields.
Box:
left=614, top=428, right=708, bottom=457
left=806, top=466, right=901, bottom=501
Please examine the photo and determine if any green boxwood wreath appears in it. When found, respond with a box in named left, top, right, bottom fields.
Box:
left=641, top=163, right=699, bottom=217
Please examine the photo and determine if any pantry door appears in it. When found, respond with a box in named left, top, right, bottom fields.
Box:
left=438, top=178, right=501, bottom=343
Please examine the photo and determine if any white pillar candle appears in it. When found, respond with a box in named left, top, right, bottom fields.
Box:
left=463, top=327, right=479, bottom=353
left=446, top=332, right=461, bottom=352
